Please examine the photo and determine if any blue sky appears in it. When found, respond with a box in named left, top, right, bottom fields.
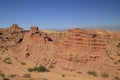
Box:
left=0, top=0, right=120, bottom=30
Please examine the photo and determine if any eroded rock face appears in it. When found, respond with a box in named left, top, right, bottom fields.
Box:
left=9, top=24, right=24, bottom=33
left=29, top=26, right=39, bottom=34
left=17, top=27, right=113, bottom=72
left=23, top=26, right=52, bottom=44
left=0, top=25, right=119, bottom=78
left=61, top=28, right=106, bottom=50
left=49, top=28, right=112, bottom=71
left=0, top=24, right=24, bottom=45
left=10, top=24, right=20, bottom=29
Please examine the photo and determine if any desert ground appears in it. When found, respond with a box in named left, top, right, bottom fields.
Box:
left=0, top=24, right=120, bottom=80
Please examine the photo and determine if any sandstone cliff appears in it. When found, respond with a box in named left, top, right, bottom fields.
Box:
left=15, top=26, right=118, bottom=74
left=0, top=24, right=120, bottom=80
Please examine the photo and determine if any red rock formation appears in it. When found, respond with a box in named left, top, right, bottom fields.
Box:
left=18, top=27, right=113, bottom=72
left=22, top=26, right=53, bottom=44
left=9, top=24, right=24, bottom=33
left=29, top=26, right=39, bottom=34
left=61, top=28, right=106, bottom=50
left=0, top=25, right=119, bottom=78
left=52, top=28, right=110, bottom=71
left=0, top=24, right=24, bottom=45
left=10, top=24, right=20, bottom=29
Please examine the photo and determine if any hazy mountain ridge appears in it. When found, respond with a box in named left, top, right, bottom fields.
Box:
left=82, top=26, right=120, bottom=31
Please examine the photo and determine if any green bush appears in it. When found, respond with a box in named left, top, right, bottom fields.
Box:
left=9, top=74, right=16, bottom=78
left=28, top=68, right=33, bottom=72
left=33, top=66, right=39, bottom=71
left=27, top=66, right=48, bottom=72
left=101, top=72, right=109, bottom=78
left=22, top=74, right=31, bottom=78
left=113, top=76, right=120, bottom=80
left=87, top=70, right=97, bottom=77
left=37, top=66, right=48, bottom=72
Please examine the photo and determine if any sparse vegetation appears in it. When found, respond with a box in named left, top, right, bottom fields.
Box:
left=114, top=60, right=120, bottom=65
left=37, top=66, right=48, bottom=72
left=2, top=51, right=5, bottom=53
left=3, top=57, right=12, bottom=64
left=117, top=53, right=120, bottom=56
left=21, top=62, right=26, bottom=65
left=77, top=71, right=82, bottom=74
left=0, top=71, right=5, bottom=77
left=28, top=66, right=48, bottom=72
left=9, top=74, right=16, bottom=78
left=43, top=78, right=48, bottom=80
left=101, top=72, right=109, bottom=78
left=61, top=74, right=66, bottom=77
left=106, top=38, right=120, bottom=43
left=3, top=77, right=10, bottom=80
left=117, top=42, right=120, bottom=48
left=30, top=78, right=35, bottom=80
left=0, top=46, right=4, bottom=48
left=114, top=62, right=118, bottom=65
left=118, top=60, right=120, bottom=63
left=110, top=56, right=114, bottom=60
left=113, top=76, right=120, bottom=80
left=33, top=66, right=39, bottom=71
left=0, top=25, right=120, bottom=80
left=28, top=68, right=34, bottom=72
left=22, top=74, right=31, bottom=78
left=87, top=70, right=97, bottom=77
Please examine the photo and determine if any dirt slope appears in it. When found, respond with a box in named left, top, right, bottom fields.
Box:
left=0, top=24, right=120, bottom=80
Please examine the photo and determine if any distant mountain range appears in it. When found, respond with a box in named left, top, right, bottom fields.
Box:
left=45, top=26, right=120, bottom=31
left=81, top=26, right=120, bottom=31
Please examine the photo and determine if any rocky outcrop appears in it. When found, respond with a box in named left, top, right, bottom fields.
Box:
left=0, top=24, right=24, bottom=45
left=9, top=24, right=24, bottom=34
left=17, top=27, right=113, bottom=72
left=0, top=24, right=120, bottom=80
left=52, top=28, right=110, bottom=71
left=61, top=28, right=106, bottom=50
left=22, top=26, right=52, bottom=44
